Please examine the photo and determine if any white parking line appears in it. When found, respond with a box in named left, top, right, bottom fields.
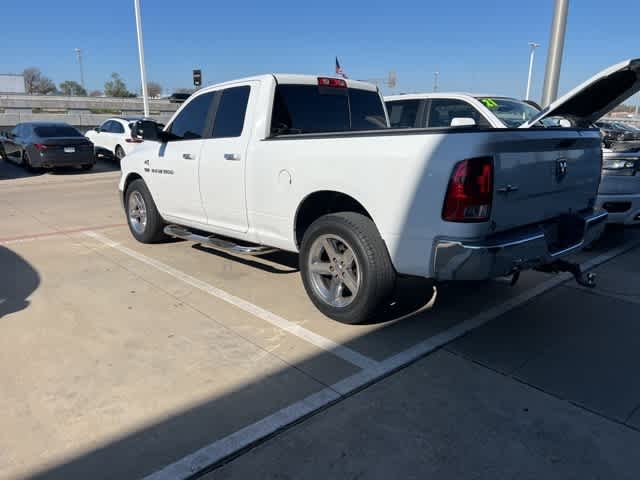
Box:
left=143, top=238, right=640, bottom=480
left=85, top=231, right=378, bottom=371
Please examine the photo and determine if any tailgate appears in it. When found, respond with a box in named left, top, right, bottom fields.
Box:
left=489, top=130, right=602, bottom=231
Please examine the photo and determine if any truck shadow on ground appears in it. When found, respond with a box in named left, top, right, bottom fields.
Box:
left=0, top=246, right=40, bottom=318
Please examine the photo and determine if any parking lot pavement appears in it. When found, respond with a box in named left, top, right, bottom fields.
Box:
left=207, top=350, right=640, bottom=480
left=2, top=168, right=640, bottom=479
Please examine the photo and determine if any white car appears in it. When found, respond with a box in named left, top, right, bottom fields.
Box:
left=117, top=60, right=639, bottom=323
left=85, top=117, right=144, bottom=161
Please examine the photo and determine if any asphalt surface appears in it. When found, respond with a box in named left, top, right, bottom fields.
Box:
left=1, top=156, right=639, bottom=480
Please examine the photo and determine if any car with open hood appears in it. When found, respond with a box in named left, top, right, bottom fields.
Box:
left=386, top=58, right=640, bottom=227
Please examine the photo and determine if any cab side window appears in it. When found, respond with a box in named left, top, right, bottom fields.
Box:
left=169, top=92, right=215, bottom=140
left=100, top=121, right=113, bottom=133
left=427, top=99, right=490, bottom=128
left=212, top=86, right=250, bottom=138
left=112, top=122, right=125, bottom=134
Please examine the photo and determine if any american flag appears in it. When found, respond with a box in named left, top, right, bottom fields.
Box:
left=335, top=57, right=348, bottom=79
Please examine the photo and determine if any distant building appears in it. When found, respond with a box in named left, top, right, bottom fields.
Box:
left=0, top=74, right=26, bottom=94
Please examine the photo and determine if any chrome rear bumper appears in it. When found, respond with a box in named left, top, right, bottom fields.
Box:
left=432, top=210, right=608, bottom=281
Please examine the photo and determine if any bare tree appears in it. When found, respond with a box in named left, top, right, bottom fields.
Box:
left=147, top=81, right=163, bottom=98
left=23, top=67, right=57, bottom=95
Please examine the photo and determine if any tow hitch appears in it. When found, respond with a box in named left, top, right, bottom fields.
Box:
left=536, top=260, right=596, bottom=288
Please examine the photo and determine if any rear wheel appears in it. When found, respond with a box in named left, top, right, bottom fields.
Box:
left=115, top=145, right=125, bottom=161
left=23, top=151, right=41, bottom=172
left=125, top=179, right=167, bottom=243
left=299, top=212, right=395, bottom=324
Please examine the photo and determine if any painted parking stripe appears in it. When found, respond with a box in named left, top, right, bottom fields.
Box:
left=0, top=223, right=125, bottom=244
left=85, top=231, right=378, bottom=371
left=143, top=238, right=640, bottom=480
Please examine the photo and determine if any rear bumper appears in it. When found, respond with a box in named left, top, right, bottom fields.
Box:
left=31, top=149, right=95, bottom=168
left=596, top=193, right=640, bottom=225
left=432, top=210, right=608, bottom=281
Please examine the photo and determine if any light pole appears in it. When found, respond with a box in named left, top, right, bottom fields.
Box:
left=525, top=42, right=540, bottom=101
left=134, top=0, right=150, bottom=117
left=541, top=0, right=569, bottom=107
left=75, top=48, right=85, bottom=92
left=433, top=71, right=439, bottom=92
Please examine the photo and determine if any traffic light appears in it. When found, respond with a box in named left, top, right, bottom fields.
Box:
left=193, top=69, right=202, bottom=87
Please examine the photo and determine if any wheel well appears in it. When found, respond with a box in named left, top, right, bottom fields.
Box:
left=295, top=191, right=373, bottom=247
left=123, top=173, right=143, bottom=199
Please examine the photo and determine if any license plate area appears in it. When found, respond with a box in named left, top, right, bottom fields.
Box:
left=543, top=213, right=586, bottom=254
left=64, top=147, right=76, bottom=153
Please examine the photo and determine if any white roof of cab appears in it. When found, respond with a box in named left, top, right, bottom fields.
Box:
left=196, top=74, right=379, bottom=94
left=385, top=92, right=504, bottom=101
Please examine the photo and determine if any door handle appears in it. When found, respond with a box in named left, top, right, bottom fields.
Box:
left=182, top=153, right=195, bottom=160
left=224, top=153, right=240, bottom=161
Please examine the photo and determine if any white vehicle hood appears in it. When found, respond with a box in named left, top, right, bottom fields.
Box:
left=521, top=58, right=640, bottom=128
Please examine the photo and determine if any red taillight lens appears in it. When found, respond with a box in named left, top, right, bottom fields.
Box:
left=318, top=77, right=347, bottom=88
left=34, top=143, right=48, bottom=150
left=442, top=157, right=493, bottom=222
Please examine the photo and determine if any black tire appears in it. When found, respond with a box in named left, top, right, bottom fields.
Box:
left=124, top=179, right=168, bottom=243
left=80, top=163, right=94, bottom=171
left=299, top=212, right=396, bottom=324
left=115, top=145, right=125, bottom=161
left=23, top=151, right=41, bottom=172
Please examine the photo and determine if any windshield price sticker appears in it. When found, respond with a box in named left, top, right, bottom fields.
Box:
left=480, top=98, right=499, bottom=109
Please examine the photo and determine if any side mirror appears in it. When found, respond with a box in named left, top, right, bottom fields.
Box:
left=134, top=120, right=163, bottom=142
left=450, top=117, right=477, bottom=127
left=94, top=127, right=101, bottom=133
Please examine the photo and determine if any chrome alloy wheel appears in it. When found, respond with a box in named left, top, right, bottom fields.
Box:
left=307, top=234, right=361, bottom=308
left=128, top=191, right=148, bottom=234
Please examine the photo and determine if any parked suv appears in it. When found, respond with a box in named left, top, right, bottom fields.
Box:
left=85, top=117, right=144, bottom=161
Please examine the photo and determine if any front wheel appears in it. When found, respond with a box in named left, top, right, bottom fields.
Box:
left=124, top=179, right=168, bottom=243
left=299, top=212, right=395, bottom=324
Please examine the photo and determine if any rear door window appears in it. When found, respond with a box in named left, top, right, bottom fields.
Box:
left=169, top=92, right=215, bottom=140
left=212, top=86, right=250, bottom=138
left=112, top=122, right=125, bottom=134
left=387, top=100, right=421, bottom=128
left=427, top=99, right=490, bottom=128
left=271, top=84, right=386, bottom=135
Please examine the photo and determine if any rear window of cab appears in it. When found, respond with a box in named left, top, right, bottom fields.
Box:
left=271, top=84, right=387, bottom=135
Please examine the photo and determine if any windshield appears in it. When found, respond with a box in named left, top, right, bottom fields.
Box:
left=475, top=97, right=547, bottom=127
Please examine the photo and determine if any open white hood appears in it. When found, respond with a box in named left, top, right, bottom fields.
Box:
left=521, top=58, right=640, bottom=128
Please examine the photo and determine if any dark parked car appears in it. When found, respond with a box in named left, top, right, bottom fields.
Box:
left=596, top=120, right=639, bottom=145
left=0, top=122, right=95, bottom=171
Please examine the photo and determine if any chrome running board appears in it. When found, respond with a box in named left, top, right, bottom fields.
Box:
left=164, top=225, right=277, bottom=256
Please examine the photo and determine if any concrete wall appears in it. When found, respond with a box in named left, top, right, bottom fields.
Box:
left=0, top=94, right=179, bottom=129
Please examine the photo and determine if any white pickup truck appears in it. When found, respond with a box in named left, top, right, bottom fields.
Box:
left=119, top=61, right=639, bottom=323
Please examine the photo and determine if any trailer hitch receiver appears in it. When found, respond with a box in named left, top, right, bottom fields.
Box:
left=536, top=259, right=596, bottom=288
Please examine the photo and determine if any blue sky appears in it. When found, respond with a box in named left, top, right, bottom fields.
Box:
left=3, top=0, right=640, bottom=103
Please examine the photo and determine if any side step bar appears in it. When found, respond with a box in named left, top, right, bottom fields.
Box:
left=164, top=225, right=277, bottom=256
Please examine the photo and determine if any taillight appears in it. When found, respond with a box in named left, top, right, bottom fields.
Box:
left=34, top=143, right=48, bottom=150
left=318, top=77, right=347, bottom=88
left=126, top=138, right=143, bottom=143
left=442, top=157, right=493, bottom=222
